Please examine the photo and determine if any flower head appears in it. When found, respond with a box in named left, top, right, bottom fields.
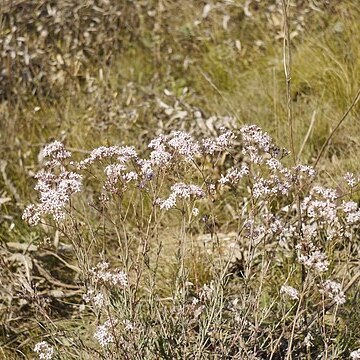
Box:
left=34, top=341, right=54, bottom=360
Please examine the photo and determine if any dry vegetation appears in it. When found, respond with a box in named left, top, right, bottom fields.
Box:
left=1, top=1, right=360, bottom=359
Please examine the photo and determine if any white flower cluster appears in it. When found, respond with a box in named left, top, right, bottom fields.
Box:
left=158, top=182, right=205, bottom=210
left=302, top=186, right=338, bottom=224
left=240, top=125, right=274, bottom=163
left=78, top=145, right=138, bottom=169
left=94, top=319, right=116, bottom=347
left=23, top=142, right=83, bottom=225
left=351, top=349, right=360, bottom=359
left=103, top=163, right=138, bottom=193
left=298, top=184, right=360, bottom=244
left=89, top=261, right=128, bottom=288
left=297, top=241, right=329, bottom=273
left=201, top=127, right=236, bottom=155
left=148, top=134, right=172, bottom=166
left=217, top=125, right=316, bottom=196
left=321, top=280, right=346, bottom=305
left=280, top=285, right=299, bottom=300
left=219, top=164, right=249, bottom=185
left=342, top=201, right=360, bottom=225
left=34, top=341, right=54, bottom=360
left=344, top=172, right=359, bottom=188
left=167, top=131, right=201, bottom=161
left=23, top=169, right=82, bottom=225
left=294, top=164, right=316, bottom=179
left=83, top=288, right=105, bottom=308
left=41, top=140, right=71, bottom=164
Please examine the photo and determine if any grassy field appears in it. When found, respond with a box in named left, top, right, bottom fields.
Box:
left=1, top=1, right=360, bottom=359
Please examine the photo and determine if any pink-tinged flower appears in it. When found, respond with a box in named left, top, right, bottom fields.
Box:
left=94, top=319, right=117, bottom=347
left=167, top=131, right=200, bottom=161
left=321, top=280, right=346, bottom=305
left=297, top=242, right=329, bottom=273
left=89, top=261, right=128, bottom=288
left=23, top=170, right=82, bottom=225
left=78, top=145, right=137, bottom=169
left=158, top=183, right=205, bottom=210
left=219, top=165, right=249, bottom=185
left=42, top=140, right=71, bottom=161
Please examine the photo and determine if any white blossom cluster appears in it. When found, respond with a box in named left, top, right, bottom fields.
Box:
left=158, top=182, right=205, bottom=210
left=201, top=127, right=236, bottom=155
left=252, top=175, right=291, bottom=198
left=240, top=124, right=274, bottom=164
left=298, top=184, right=360, bottom=245
left=294, top=164, right=316, bottom=178
left=302, top=186, right=338, bottom=224
left=103, top=163, right=138, bottom=193
left=89, top=261, right=128, bottom=288
left=297, top=241, right=329, bottom=273
left=33, top=341, right=54, bottom=360
left=344, top=172, right=359, bottom=188
left=23, top=142, right=82, bottom=225
left=321, top=280, right=346, bottom=305
left=342, top=201, right=360, bottom=225
left=94, top=319, right=116, bottom=347
left=83, top=288, right=105, bottom=308
left=41, top=140, right=71, bottom=165
left=280, top=285, right=299, bottom=300
left=351, top=349, right=360, bottom=360
left=167, top=131, right=201, bottom=161
left=215, top=125, right=316, bottom=197
left=219, top=165, right=249, bottom=185
left=78, top=145, right=138, bottom=169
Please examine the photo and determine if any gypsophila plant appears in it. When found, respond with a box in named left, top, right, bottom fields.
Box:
left=23, top=123, right=360, bottom=359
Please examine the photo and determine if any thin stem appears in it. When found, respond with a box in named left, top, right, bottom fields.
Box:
left=313, top=87, right=360, bottom=168
left=281, top=0, right=295, bottom=165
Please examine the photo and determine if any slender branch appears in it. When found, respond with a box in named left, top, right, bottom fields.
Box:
left=313, top=87, right=360, bottom=168
left=281, top=0, right=295, bottom=165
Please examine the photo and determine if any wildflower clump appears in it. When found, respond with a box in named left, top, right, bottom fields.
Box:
left=23, top=141, right=81, bottom=225
left=22, top=124, right=360, bottom=359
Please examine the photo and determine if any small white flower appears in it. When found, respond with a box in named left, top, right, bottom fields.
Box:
left=192, top=207, right=199, bottom=217
left=321, top=280, right=346, bottom=305
left=344, top=172, right=357, bottom=187
left=192, top=297, right=199, bottom=305
left=34, top=341, right=54, bottom=360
